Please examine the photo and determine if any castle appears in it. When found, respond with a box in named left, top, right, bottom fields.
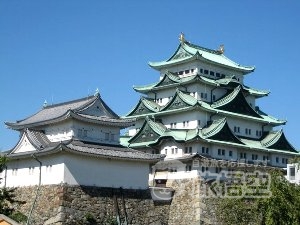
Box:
left=121, top=33, right=299, bottom=182
left=1, top=34, right=299, bottom=224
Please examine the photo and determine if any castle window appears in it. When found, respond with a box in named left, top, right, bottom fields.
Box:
left=290, top=167, right=296, bottom=180
left=201, top=167, right=208, bottom=173
left=216, top=72, right=221, bottom=78
left=164, top=149, right=167, bottom=155
left=105, top=133, right=109, bottom=140
left=191, top=68, right=194, bottom=73
left=78, top=129, right=82, bottom=137
left=198, top=120, right=201, bottom=126
left=240, top=153, right=247, bottom=159
left=186, top=165, right=192, bottom=172
left=185, top=69, right=189, bottom=74
left=234, top=126, right=240, bottom=133
left=212, top=95, right=216, bottom=101
left=245, top=128, right=251, bottom=135
left=29, top=166, right=34, bottom=175
left=204, top=69, right=209, bottom=75
left=210, top=71, right=215, bottom=76
left=46, top=165, right=52, bottom=173
left=12, top=168, right=18, bottom=176
left=276, top=157, right=279, bottom=163
left=110, top=134, right=115, bottom=141
left=183, top=121, right=189, bottom=127
left=201, top=93, right=207, bottom=99
left=178, top=71, right=183, bottom=75
left=229, top=151, right=232, bottom=157
left=218, top=149, right=225, bottom=156
left=263, top=156, right=269, bottom=161
left=171, top=147, right=178, bottom=154
left=170, top=123, right=177, bottom=128
left=169, top=168, right=177, bottom=173
left=202, top=147, right=209, bottom=154
left=200, top=68, right=203, bottom=74
left=83, top=130, right=87, bottom=137
left=216, top=167, right=222, bottom=173
left=252, top=154, right=258, bottom=160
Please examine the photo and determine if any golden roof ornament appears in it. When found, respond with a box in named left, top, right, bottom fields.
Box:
left=179, top=32, right=185, bottom=43
left=218, top=44, right=225, bottom=54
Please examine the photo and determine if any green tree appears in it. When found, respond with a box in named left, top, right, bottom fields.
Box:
left=215, top=169, right=300, bottom=225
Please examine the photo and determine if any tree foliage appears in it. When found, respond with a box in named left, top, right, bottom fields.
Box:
left=215, top=169, right=300, bottom=225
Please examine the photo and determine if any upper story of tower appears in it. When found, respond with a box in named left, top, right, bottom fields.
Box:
left=148, top=33, right=255, bottom=84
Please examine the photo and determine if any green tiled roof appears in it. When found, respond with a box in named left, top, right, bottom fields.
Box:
left=125, top=89, right=285, bottom=126
left=126, top=97, right=161, bottom=116
left=149, top=41, right=255, bottom=73
left=124, top=117, right=298, bottom=155
left=133, top=72, right=268, bottom=98
left=212, top=86, right=262, bottom=118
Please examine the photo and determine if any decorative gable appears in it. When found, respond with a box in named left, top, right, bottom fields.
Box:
left=12, top=133, right=37, bottom=154
left=129, top=123, right=160, bottom=144
left=171, top=47, right=191, bottom=60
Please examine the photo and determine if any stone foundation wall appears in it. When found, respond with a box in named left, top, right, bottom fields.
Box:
left=166, top=178, right=201, bottom=225
left=13, top=185, right=170, bottom=225
left=12, top=177, right=222, bottom=225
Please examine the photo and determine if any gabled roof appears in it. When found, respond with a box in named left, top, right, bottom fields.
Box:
left=6, top=129, right=164, bottom=162
left=125, top=88, right=284, bottom=126
left=126, top=97, right=161, bottom=117
left=212, top=86, right=262, bottom=118
left=6, top=93, right=134, bottom=130
left=261, top=129, right=297, bottom=152
left=127, top=117, right=244, bottom=147
left=133, top=72, right=268, bottom=98
left=202, top=118, right=244, bottom=144
left=123, top=118, right=298, bottom=155
left=128, top=117, right=168, bottom=145
left=148, top=40, right=255, bottom=74
left=162, top=89, right=198, bottom=111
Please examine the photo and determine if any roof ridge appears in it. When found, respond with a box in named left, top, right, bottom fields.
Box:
left=44, top=95, right=96, bottom=109
left=212, top=85, right=241, bottom=108
left=261, top=129, right=283, bottom=147
left=183, top=41, right=220, bottom=55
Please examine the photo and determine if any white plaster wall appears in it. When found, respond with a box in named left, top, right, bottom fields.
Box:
left=160, top=141, right=185, bottom=158
left=63, top=153, right=150, bottom=189
left=222, top=116, right=265, bottom=139
left=3, top=156, right=65, bottom=187
left=2, top=153, right=151, bottom=189
left=73, top=121, right=120, bottom=145
left=45, top=120, right=73, bottom=142
left=163, top=111, right=209, bottom=129
left=45, top=120, right=120, bottom=145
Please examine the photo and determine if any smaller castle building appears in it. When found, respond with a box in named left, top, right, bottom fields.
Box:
left=2, top=92, right=163, bottom=189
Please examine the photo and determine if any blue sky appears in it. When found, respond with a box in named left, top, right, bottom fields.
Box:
left=1, top=1, right=300, bottom=151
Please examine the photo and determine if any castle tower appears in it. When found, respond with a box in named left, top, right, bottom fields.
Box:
left=121, top=34, right=299, bottom=180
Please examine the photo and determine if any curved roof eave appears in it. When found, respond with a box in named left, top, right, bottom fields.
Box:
left=149, top=52, right=255, bottom=74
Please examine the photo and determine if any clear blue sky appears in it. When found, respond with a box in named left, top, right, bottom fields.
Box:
left=1, top=1, right=300, bottom=151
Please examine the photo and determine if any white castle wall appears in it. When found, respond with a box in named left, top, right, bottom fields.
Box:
left=2, top=153, right=150, bottom=189
left=45, top=120, right=120, bottom=145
